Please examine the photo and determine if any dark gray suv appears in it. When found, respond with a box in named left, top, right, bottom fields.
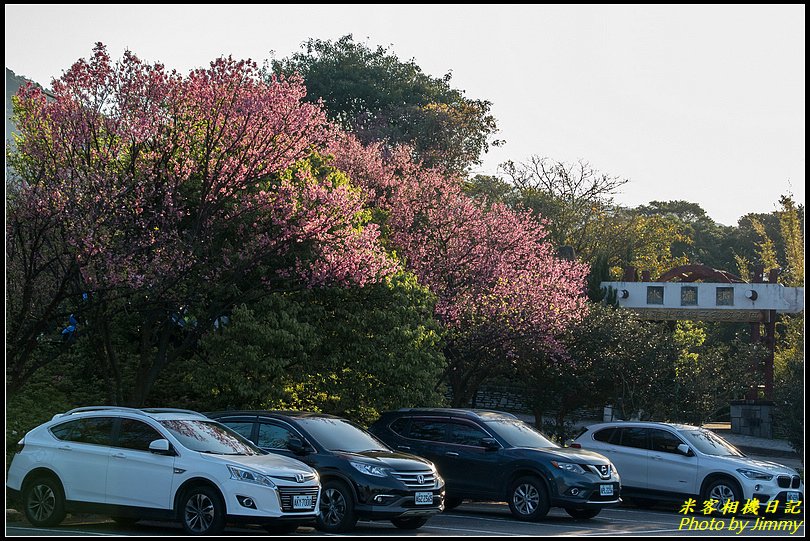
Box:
left=369, top=408, right=621, bottom=520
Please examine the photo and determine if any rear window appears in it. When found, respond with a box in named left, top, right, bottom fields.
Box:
left=593, top=427, right=618, bottom=443
left=50, top=417, right=115, bottom=446
left=407, top=419, right=448, bottom=442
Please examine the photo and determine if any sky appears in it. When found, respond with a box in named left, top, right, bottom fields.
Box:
left=5, top=4, right=805, bottom=226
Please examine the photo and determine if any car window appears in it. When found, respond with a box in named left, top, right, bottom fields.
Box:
left=593, top=427, right=618, bottom=444
left=389, top=417, right=409, bottom=436
left=680, top=429, right=744, bottom=457
left=257, top=423, right=295, bottom=449
left=50, top=417, right=114, bottom=446
left=160, top=419, right=264, bottom=455
left=484, top=420, right=557, bottom=448
left=296, top=417, right=388, bottom=452
left=407, top=419, right=448, bottom=442
left=448, top=421, right=490, bottom=446
left=618, top=427, right=649, bottom=449
left=116, top=419, right=164, bottom=451
left=220, top=421, right=254, bottom=441
left=650, top=429, right=685, bottom=454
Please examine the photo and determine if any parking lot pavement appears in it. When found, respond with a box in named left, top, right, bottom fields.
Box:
left=6, top=502, right=805, bottom=537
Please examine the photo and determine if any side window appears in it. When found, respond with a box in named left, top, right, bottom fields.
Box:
left=407, top=419, right=448, bottom=442
left=650, top=429, right=685, bottom=454
left=389, top=417, right=409, bottom=436
left=593, top=427, right=618, bottom=444
left=50, top=417, right=114, bottom=446
left=257, top=423, right=295, bottom=449
left=618, top=427, right=649, bottom=450
left=116, top=419, right=164, bottom=451
left=448, top=421, right=489, bottom=446
left=221, top=422, right=254, bottom=442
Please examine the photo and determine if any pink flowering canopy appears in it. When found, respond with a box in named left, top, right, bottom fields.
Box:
left=330, top=135, right=590, bottom=404
left=10, top=43, right=395, bottom=294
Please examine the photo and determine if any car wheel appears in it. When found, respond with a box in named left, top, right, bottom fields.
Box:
left=23, top=475, right=66, bottom=527
left=444, top=496, right=464, bottom=511
left=263, top=522, right=301, bottom=534
left=179, top=485, right=225, bottom=535
left=565, top=508, right=601, bottom=519
left=508, top=476, right=550, bottom=521
left=391, top=516, right=429, bottom=529
left=702, top=477, right=742, bottom=512
left=316, top=480, right=357, bottom=533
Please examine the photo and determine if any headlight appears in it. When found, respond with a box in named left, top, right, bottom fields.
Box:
left=350, top=461, right=390, bottom=477
left=435, top=473, right=444, bottom=489
left=228, top=465, right=277, bottom=487
left=737, top=468, right=774, bottom=481
left=551, top=461, right=587, bottom=474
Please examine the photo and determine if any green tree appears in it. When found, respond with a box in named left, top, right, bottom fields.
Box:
left=166, top=273, right=446, bottom=426
left=273, top=35, right=500, bottom=174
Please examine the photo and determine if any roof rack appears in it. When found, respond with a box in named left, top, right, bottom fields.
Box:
left=140, top=408, right=204, bottom=416
left=54, top=406, right=205, bottom=420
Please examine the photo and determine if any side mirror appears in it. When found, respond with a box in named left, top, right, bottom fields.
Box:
left=288, top=437, right=311, bottom=455
left=677, top=443, right=692, bottom=456
left=481, top=438, right=500, bottom=451
left=149, top=439, right=174, bottom=455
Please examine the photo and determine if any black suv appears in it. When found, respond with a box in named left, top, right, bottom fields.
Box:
left=207, top=411, right=445, bottom=532
left=369, top=408, right=621, bottom=520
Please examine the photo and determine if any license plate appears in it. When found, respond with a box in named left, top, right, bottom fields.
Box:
left=292, top=495, right=313, bottom=509
left=786, top=491, right=801, bottom=502
left=415, top=492, right=433, bottom=505
left=600, top=485, right=614, bottom=496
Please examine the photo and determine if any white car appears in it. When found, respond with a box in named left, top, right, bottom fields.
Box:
left=6, top=406, right=321, bottom=534
left=570, top=421, right=803, bottom=512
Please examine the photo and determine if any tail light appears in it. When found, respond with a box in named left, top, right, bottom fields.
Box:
left=569, top=443, right=582, bottom=448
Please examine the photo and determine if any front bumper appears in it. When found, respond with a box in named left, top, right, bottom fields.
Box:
left=351, top=477, right=445, bottom=520
left=223, top=482, right=320, bottom=521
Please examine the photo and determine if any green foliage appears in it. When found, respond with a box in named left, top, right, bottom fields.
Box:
left=161, top=272, right=446, bottom=426
left=273, top=35, right=499, bottom=174
left=518, top=304, right=680, bottom=426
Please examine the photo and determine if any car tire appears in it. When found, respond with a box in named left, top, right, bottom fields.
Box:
left=179, top=485, right=225, bottom=535
left=316, top=480, right=357, bottom=533
left=565, top=508, right=601, bottom=519
left=508, top=476, right=550, bottom=521
left=391, top=516, right=429, bottom=529
left=444, top=496, right=464, bottom=511
left=23, top=475, right=66, bottom=527
left=702, top=477, right=742, bottom=512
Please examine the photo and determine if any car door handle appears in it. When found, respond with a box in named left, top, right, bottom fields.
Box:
left=57, top=445, right=71, bottom=451
left=445, top=451, right=459, bottom=457
left=111, top=452, right=127, bottom=459
left=397, top=445, right=411, bottom=451
left=651, top=454, right=663, bottom=460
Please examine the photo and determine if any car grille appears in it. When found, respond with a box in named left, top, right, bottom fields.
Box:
left=586, top=464, right=613, bottom=480
left=278, top=487, right=319, bottom=512
left=777, top=475, right=802, bottom=489
left=272, top=473, right=318, bottom=483
left=390, top=470, right=436, bottom=489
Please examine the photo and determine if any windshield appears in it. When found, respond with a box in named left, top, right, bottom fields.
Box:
left=484, top=420, right=558, bottom=448
left=296, top=417, right=389, bottom=452
left=681, top=429, right=745, bottom=457
left=160, top=419, right=264, bottom=456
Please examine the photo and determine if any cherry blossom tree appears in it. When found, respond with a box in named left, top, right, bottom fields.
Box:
left=7, top=44, right=395, bottom=403
left=331, top=135, right=590, bottom=405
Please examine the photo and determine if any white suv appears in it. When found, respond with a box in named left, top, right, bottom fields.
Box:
left=6, top=406, right=321, bottom=534
left=571, top=421, right=803, bottom=512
